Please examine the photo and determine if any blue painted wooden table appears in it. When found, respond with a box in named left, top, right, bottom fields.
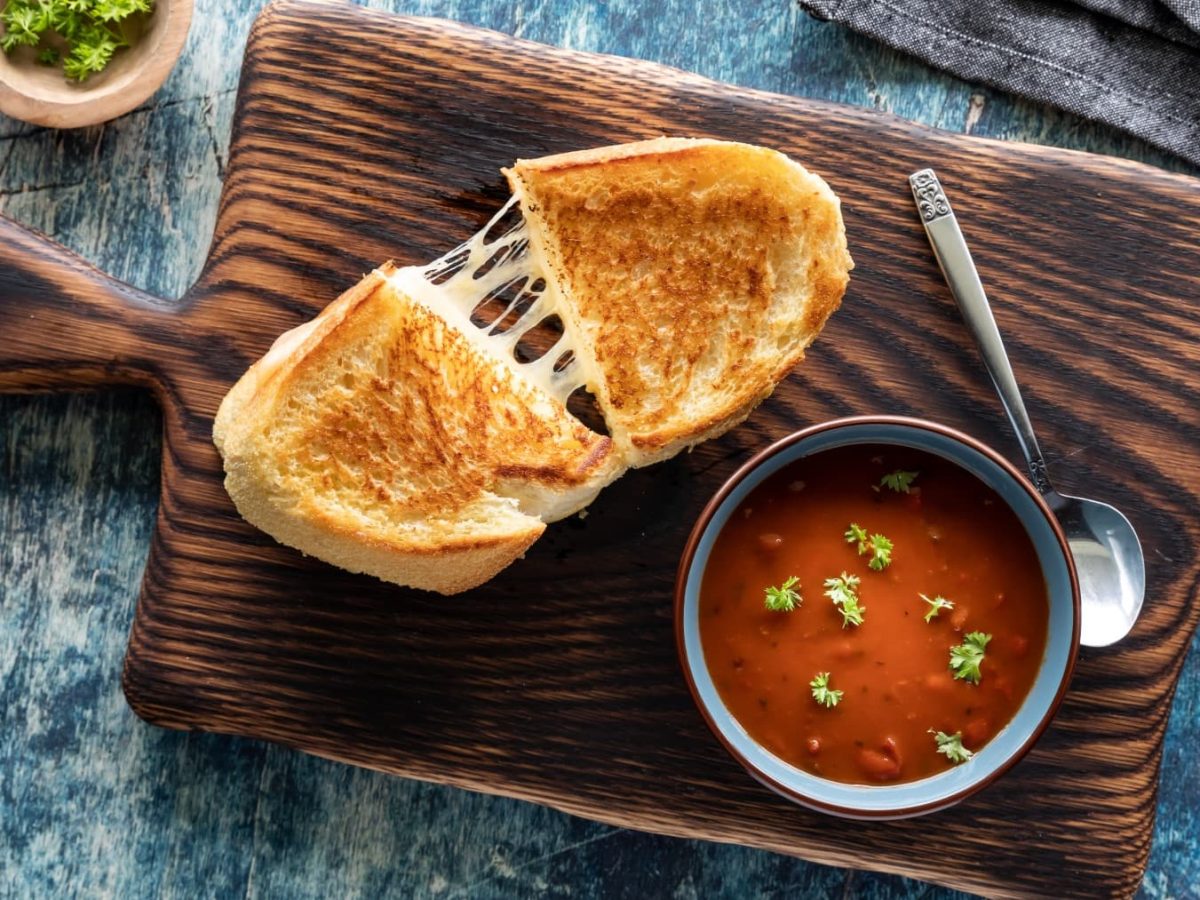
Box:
left=1, top=1, right=1196, bottom=896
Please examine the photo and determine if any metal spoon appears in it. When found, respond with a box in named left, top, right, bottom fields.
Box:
left=909, top=168, right=1146, bottom=647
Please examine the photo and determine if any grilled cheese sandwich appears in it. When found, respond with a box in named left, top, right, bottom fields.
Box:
left=214, top=137, right=852, bottom=593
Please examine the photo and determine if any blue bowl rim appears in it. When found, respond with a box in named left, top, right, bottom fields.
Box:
left=673, top=415, right=1081, bottom=819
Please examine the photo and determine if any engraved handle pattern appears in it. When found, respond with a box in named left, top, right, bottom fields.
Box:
left=910, top=168, right=951, bottom=222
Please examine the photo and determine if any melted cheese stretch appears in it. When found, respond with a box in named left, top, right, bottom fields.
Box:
left=386, top=197, right=590, bottom=409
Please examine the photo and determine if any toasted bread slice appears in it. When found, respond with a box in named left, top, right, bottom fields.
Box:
left=506, top=137, right=852, bottom=466
left=214, top=266, right=618, bottom=594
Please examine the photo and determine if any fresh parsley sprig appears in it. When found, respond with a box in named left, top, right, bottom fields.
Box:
left=921, top=593, right=955, bottom=623
left=763, top=575, right=802, bottom=613
left=810, top=672, right=843, bottom=708
left=867, top=533, right=893, bottom=571
left=1, top=0, right=154, bottom=81
left=824, top=572, right=864, bottom=627
left=0, top=4, right=39, bottom=50
left=844, top=522, right=869, bottom=554
left=879, top=470, right=919, bottom=493
left=845, top=523, right=894, bottom=571
left=949, top=631, right=992, bottom=684
left=929, top=729, right=973, bottom=764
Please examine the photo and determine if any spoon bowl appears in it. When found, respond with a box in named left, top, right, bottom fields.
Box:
left=1047, top=492, right=1146, bottom=647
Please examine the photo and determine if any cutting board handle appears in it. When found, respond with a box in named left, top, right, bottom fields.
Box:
left=0, top=214, right=177, bottom=394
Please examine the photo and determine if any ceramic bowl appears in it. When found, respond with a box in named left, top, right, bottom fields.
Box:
left=675, top=416, right=1080, bottom=819
left=0, top=0, right=191, bottom=128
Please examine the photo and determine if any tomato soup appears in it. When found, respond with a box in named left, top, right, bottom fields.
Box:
left=699, top=444, right=1049, bottom=785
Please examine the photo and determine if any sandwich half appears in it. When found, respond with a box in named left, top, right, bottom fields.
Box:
left=214, top=137, right=852, bottom=594
left=505, top=138, right=851, bottom=466
left=214, top=267, right=619, bottom=595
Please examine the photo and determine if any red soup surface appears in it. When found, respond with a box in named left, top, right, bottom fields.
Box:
left=699, top=444, right=1049, bottom=785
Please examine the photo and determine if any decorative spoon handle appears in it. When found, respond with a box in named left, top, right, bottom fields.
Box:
left=909, top=168, right=1054, bottom=496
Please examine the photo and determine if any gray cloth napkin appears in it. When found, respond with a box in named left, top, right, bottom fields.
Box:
left=799, top=0, right=1200, bottom=166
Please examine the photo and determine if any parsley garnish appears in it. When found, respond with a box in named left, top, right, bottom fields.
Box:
left=810, top=672, right=843, bottom=708
left=845, top=524, right=894, bottom=571
left=949, top=631, right=992, bottom=684
left=1, top=0, right=153, bottom=81
left=824, top=572, right=865, bottom=627
left=921, top=593, right=955, bottom=623
left=879, top=470, right=919, bottom=493
left=844, top=522, right=869, bottom=554
left=867, top=533, right=893, bottom=571
left=763, top=576, right=801, bottom=612
left=929, top=729, right=973, bottom=764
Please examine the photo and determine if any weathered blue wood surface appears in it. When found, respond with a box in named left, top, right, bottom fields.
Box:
left=1, top=1, right=1196, bottom=897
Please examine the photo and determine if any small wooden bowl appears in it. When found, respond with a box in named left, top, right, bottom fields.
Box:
left=0, top=0, right=192, bottom=128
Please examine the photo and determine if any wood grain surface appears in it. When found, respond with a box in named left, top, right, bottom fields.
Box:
left=2, top=2, right=1199, bottom=897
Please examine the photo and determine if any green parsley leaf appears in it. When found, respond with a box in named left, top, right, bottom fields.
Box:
left=36, top=46, right=58, bottom=64
left=1, top=5, right=42, bottom=48
left=28, top=1, right=55, bottom=35
left=763, top=575, right=801, bottom=613
left=867, top=533, right=893, bottom=571
left=929, top=729, right=973, bottom=764
left=810, top=672, right=843, bottom=708
left=921, top=593, right=955, bottom=623
left=91, top=0, right=139, bottom=22
left=823, top=572, right=860, bottom=606
left=51, top=3, right=85, bottom=40
left=880, top=470, right=919, bottom=493
left=846, top=525, right=894, bottom=571
left=63, top=28, right=117, bottom=81
left=823, top=572, right=865, bottom=627
left=949, top=631, right=992, bottom=684
left=844, top=522, right=869, bottom=554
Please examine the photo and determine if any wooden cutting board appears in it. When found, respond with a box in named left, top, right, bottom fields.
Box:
left=2, top=2, right=1198, bottom=896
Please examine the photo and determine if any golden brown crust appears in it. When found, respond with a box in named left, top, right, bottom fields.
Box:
left=214, top=270, right=616, bottom=594
left=508, top=137, right=852, bottom=466
left=242, top=484, right=545, bottom=594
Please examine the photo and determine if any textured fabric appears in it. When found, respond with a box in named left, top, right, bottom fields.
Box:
left=1073, top=0, right=1200, bottom=45
left=800, top=0, right=1200, bottom=165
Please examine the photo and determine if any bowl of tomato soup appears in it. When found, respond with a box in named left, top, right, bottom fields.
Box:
left=675, top=417, right=1079, bottom=818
